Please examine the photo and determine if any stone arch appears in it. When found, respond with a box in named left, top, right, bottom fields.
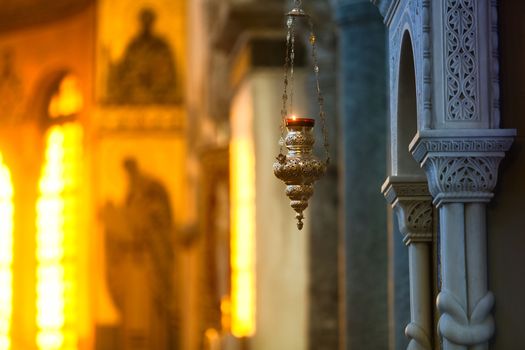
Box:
left=394, top=30, right=423, bottom=176
left=387, top=0, right=433, bottom=134
left=27, top=68, right=79, bottom=128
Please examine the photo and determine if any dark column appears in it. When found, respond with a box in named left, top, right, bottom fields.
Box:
left=305, top=1, right=340, bottom=349
left=390, top=213, right=410, bottom=350
left=334, top=1, right=388, bottom=349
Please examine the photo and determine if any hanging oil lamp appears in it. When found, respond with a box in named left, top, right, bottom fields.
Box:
left=273, top=0, right=329, bottom=230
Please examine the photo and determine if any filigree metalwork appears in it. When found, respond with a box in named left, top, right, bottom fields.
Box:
left=274, top=121, right=326, bottom=229
left=274, top=1, right=329, bottom=230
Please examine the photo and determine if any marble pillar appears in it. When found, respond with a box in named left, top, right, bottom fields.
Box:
left=411, top=130, right=515, bottom=349
left=305, top=1, right=340, bottom=349
left=334, top=1, right=388, bottom=348
left=389, top=211, right=410, bottom=350
left=372, top=0, right=519, bottom=348
left=383, top=177, right=434, bottom=350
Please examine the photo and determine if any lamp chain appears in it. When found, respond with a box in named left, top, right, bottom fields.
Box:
left=279, top=14, right=293, bottom=156
left=280, top=0, right=330, bottom=165
left=308, top=18, right=330, bottom=165
left=275, top=0, right=329, bottom=230
left=289, top=17, right=296, bottom=117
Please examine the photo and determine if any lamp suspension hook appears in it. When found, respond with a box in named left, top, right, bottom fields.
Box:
left=287, top=0, right=309, bottom=18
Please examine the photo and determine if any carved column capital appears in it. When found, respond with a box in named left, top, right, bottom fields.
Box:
left=382, top=176, right=433, bottom=245
left=410, top=129, right=516, bottom=207
left=383, top=176, right=434, bottom=349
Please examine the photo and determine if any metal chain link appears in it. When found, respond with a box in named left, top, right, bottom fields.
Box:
left=279, top=14, right=293, bottom=156
left=309, top=18, right=330, bottom=165
left=279, top=0, right=330, bottom=166
left=289, top=17, right=296, bottom=117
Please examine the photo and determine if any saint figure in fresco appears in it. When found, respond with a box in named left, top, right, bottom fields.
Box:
left=107, top=8, right=181, bottom=105
left=102, top=157, right=179, bottom=349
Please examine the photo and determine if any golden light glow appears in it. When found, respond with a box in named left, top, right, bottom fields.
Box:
left=36, top=123, right=82, bottom=350
left=230, top=139, right=256, bottom=338
left=220, top=296, right=231, bottom=332
left=48, top=75, right=84, bottom=119
left=0, top=154, right=14, bottom=350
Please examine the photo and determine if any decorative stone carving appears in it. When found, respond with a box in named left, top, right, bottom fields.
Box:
left=411, top=138, right=514, bottom=158
left=423, top=156, right=500, bottom=204
left=445, top=0, right=479, bottom=121
left=410, top=130, right=514, bottom=348
left=489, top=0, right=500, bottom=126
left=383, top=182, right=429, bottom=206
left=405, top=321, right=432, bottom=350
left=382, top=176, right=434, bottom=349
left=383, top=177, right=433, bottom=245
left=400, top=200, right=432, bottom=244
left=421, top=0, right=432, bottom=126
left=386, top=0, right=433, bottom=130
left=375, top=0, right=515, bottom=347
left=377, top=0, right=501, bottom=130
left=437, top=290, right=495, bottom=345
left=410, top=131, right=515, bottom=206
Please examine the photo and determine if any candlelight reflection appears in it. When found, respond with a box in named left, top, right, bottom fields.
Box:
left=36, top=123, right=82, bottom=350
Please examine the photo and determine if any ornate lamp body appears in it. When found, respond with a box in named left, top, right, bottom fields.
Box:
left=273, top=118, right=326, bottom=229
left=274, top=1, right=329, bottom=230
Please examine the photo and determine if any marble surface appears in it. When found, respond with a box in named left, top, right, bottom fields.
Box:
left=336, top=1, right=389, bottom=349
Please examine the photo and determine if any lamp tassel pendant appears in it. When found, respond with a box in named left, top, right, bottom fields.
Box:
left=273, top=0, right=330, bottom=230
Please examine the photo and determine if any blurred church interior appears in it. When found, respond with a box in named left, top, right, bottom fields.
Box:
left=0, top=0, right=524, bottom=350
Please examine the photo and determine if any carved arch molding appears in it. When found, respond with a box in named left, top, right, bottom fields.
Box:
left=385, top=0, right=500, bottom=129
left=388, top=0, right=432, bottom=130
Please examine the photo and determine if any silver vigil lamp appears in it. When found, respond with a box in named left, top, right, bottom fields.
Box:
left=273, top=117, right=326, bottom=230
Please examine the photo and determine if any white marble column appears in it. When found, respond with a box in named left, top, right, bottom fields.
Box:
left=410, top=130, right=515, bottom=349
left=383, top=176, right=433, bottom=350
